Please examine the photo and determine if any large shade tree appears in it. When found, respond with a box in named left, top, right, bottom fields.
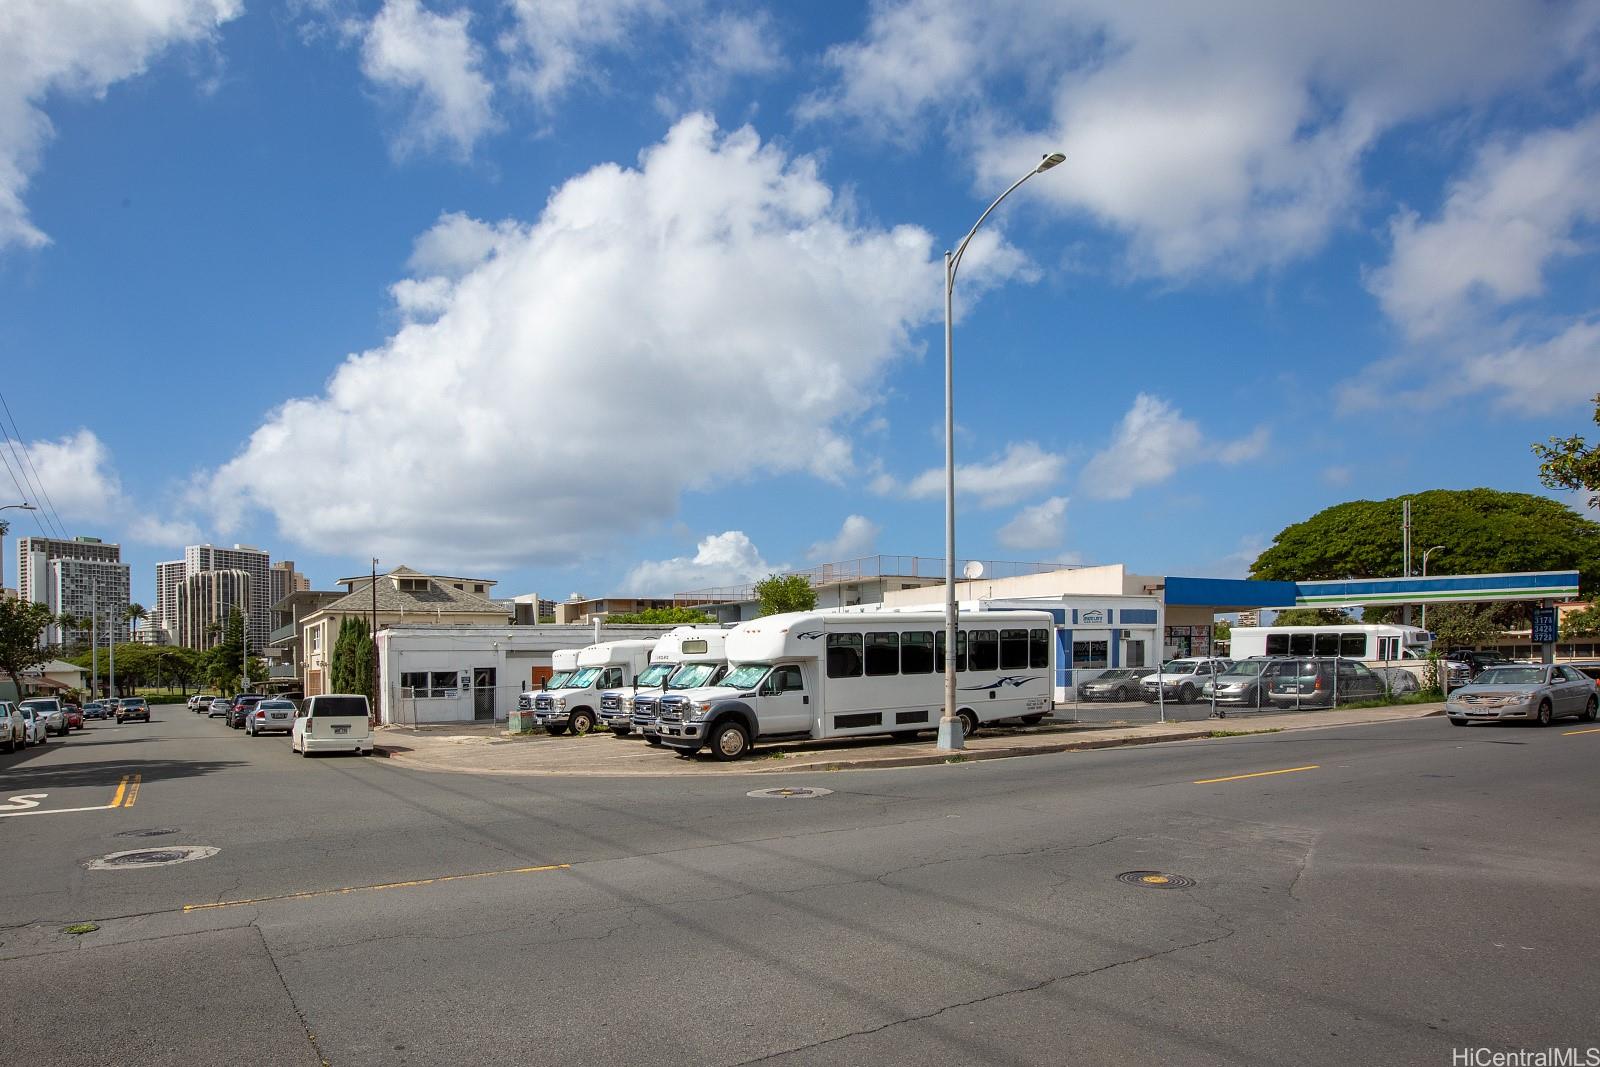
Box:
left=1533, top=393, right=1600, bottom=510
left=0, top=598, right=56, bottom=699
left=1250, top=489, right=1600, bottom=599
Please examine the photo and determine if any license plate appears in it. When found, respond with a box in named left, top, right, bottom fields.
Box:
left=272, top=713, right=288, bottom=719
left=333, top=725, right=349, bottom=735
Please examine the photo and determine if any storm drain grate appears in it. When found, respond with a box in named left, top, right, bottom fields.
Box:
left=86, top=846, right=219, bottom=871
left=115, top=827, right=180, bottom=838
left=1117, top=870, right=1196, bottom=889
left=746, top=787, right=834, bottom=800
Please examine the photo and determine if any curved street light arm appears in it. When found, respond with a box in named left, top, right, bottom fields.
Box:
left=947, top=167, right=1040, bottom=289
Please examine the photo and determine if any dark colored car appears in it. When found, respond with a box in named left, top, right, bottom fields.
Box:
left=116, top=697, right=150, bottom=723
left=1446, top=649, right=1514, bottom=678
left=81, top=701, right=109, bottom=720
left=227, top=695, right=266, bottom=729
left=1267, top=658, right=1387, bottom=708
left=1201, top=657, right=1300, bottom=709
left=1077, top=668, right=1156, bottom=702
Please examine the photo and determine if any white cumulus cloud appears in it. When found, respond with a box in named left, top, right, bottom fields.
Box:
left=902, top=442, right=1067, bottom=508
left=997, top=496, right=1067, bottom=551
left=13, top=429, right=192, bottom=545
left=621, top=530, right=772, bottom=594
left=204, top=115, right=949, bottom=570
left=353, top=0, right=498, bottom=160
left=807, top=515, right=880, bottom=561
left=1079, top=394, right=1265, bottom=499
left=0, top=0, right=241, bottom=250
left=807, top=0, right=1596, bottom=278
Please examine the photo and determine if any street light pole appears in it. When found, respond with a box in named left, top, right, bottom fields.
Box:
left=1420, top=545, right=1445, bottom=631
left=938, top=152, right=1065, bottom=751
left=0, top=503, right=37, bottom=592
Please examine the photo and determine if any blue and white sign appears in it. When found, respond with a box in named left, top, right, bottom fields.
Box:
left=1531, top=608, right=1559, bottom=644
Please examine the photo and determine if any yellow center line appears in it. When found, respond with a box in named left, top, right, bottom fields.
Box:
left=1563, top=727, right=1600, bottom=736
left=105, top=776, right=129, bottom=809
left=1194, top=764, right=1320, bottom=785
left=183, top=862, right=570, bottom=913
left=121, top=774, right=141, bottom=808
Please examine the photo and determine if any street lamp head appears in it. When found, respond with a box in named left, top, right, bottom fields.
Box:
left=1036, top=152, right=1066, bottom=172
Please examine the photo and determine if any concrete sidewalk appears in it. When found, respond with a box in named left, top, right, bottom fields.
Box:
left=372, top=702, right=1445, bottom=777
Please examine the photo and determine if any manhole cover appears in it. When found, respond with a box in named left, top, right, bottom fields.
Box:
left=115, top=827, right=180, bottom=838
left=1117, top=870, right=1195, bottom=889
left=85, top=846, right=219, bottom=871
left=746, top=787, right=834, bottom=800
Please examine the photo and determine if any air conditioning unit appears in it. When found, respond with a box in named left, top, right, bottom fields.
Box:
left=1120, top=629, right=1132, bottom=639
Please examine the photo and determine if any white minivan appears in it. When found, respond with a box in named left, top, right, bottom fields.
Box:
left=291, top=694, right=373, bottom=756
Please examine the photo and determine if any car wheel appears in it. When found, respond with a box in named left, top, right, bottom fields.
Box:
left=1215, top=709, right=1227, bottom=719
left=1114, top=687, right=1128, bottom=702
left=709, top=719, right=750, bottom=761
left=569, top=710, right=595, bottom=736
left=645, top=735, right=663, bottom=747
left=1178, top=685, right=1195, bottom=705
left=1536, top=700, right=1553, bottom=726
left=958, top=708, right=979, bottom=738
left=1583, top=696, right=1598, bottom=723
left=1449, top=717, right=1468, bottom=727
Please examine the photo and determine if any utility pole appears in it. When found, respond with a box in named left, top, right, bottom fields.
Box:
left=370, top=558, right=380, bottom=723
left=1401, top=498, right=1413, bottom=627
left=90, top=584, right=99, bottom=700
left=108, top=603, right=116, bottom=700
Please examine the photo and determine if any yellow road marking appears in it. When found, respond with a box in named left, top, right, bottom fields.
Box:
left=0, top=776, right=132, bottom=819
left=183, top=862, right=570, bottom=912
left=1562, top=727, right=1600, bottom=736
left=107, top=776, right=128, bottom=808
left=121, top=774, right=141, bottom=808
left=1194, top=764, right=1320, bottom=785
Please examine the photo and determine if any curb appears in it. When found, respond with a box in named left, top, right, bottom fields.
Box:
left=366, top=705, right=1443, bottom=777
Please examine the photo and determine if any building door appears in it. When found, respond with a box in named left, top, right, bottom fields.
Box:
left=473, top=668, right=496, bottom=721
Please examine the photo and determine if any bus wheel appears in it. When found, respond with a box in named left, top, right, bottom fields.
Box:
left=610, top=727, right=630, bottom=737
left=546, top=724, right=568, bottom=736
left=569, top=710, right=595, bottom=736
left=710, top=720, right=750, bottom=761
left=958, top=709, right=979, bottom=738
left=1020, top=713, right=1046, bottom=725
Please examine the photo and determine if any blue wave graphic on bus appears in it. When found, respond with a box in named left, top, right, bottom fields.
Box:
left=960, top=676, right=1035, bottom=691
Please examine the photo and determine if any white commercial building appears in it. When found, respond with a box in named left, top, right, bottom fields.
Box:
left=376, top=623, right=679, bottom=725
left=184, top=544, right=273, bottom=653
left=16, top=536, right=129, bottom=646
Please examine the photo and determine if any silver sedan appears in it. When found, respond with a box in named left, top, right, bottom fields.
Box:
left=1445, top=664, right=1599, bottom=727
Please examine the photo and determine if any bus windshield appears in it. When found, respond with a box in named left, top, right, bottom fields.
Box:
left=636, top=664, right=673, bottom=687
left=670, top=663, right=721, bottom=689
left=544, top=672, right=571, bottom=690
left=566, top=667, right=601, bottom=689
left=722, top=664, right=770, bottom=690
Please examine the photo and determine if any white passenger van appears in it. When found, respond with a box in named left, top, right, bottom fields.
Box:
left=598, top=626, right=730, bottom=737
left=291, top=694, right=373, bottom=756
left=1229, top=624, right=1433, bottom=662
left=656, top=609, right=1054, bottom=760
left=532, top=640, right=657, bottom=736
left=518, top=648, right=581, bottom=713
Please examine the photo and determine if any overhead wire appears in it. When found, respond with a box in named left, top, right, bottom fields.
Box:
left=0, top=389, right=68, bottom=538
left=0, top=428, right=50, bottom=536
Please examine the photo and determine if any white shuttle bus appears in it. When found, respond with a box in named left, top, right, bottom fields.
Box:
left=531, top=640, right=656, bottom=736
left=597, top=626, right=731, bottom=738
left=656, top=609, right=1054, bottom=760
left=1229, top=624, right=1434, bottom=662
left=518, top=648, right=581, bottom=710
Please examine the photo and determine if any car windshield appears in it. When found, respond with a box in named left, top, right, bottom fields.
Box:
left=670, top=663, right=721, bottom=689
left=722, top=664, right=770, bottom=690
left=1097, top=670, right=1136, bottom=681
left=1223, top=661, right=1267, bottom=677
left=635, top=664, right=673, bottom=687
left=1160, top=661, right=1197, bottom=674
left=1475, top=667, right=1546, bottom=686
left=566, top=667, right=602, bottom=688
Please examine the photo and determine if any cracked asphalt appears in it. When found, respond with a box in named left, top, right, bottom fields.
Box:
left=2, top=703, right=1597, bottom=1065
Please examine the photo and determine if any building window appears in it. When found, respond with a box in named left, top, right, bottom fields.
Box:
left=401, top=671, right=461, bottom=698
left=1072, top=641, right=1108, bottom=669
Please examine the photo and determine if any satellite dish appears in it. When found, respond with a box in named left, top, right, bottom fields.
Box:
left=962, top=561, right=985, bottom=580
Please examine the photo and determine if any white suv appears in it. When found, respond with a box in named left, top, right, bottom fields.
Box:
left=1140, top=658, right=1233, bottom=705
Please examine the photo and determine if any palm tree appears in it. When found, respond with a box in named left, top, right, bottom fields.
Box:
left=125, top=603, right=147, bottom=641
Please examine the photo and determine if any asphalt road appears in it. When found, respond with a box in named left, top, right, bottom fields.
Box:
left=3, top=703, right=1597, bottom=1066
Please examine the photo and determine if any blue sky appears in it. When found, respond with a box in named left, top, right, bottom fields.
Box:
left=2, top=0, right=1598, bottom=609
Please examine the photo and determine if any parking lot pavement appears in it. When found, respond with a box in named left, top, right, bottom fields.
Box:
left=372, top=701, right=1445, bottom=777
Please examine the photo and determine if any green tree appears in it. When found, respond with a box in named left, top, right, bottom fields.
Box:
left=204, top=610, right=247, bottom=692
left=1425, top=603, right=1506, bottom=651
left=606, top=606, right=714, bottom=624
left=1560, top=604, right=1600, bottom=639
left=1251, top=489, right=1600, bottom=598
left=755, top=574, right=817, bottom=616
left=1533, top=393, right=1600, bottom=509
left=330, top=616, right=376, bottom=703
left=0, top=598, right=57, bottom=698
left=1269, top=608, right=1358, bottom=626
left=125, top=602, right=148, bottom=640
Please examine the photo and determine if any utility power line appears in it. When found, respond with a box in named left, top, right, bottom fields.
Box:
left=0, top=389, right=67, bottom=538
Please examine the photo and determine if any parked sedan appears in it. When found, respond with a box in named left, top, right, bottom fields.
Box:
left=1267, top=659, right=1387, bottom=709
left=19, top=698, right=68, bottom=737
left=1201, top=657, right=1298, bottom=710
left=207, top=698, right=232, bottom=718
left=18, top=705, right=48, bottom=746
left=245, top=699, right=297, bottom=736
left=1077, top=668, right=1155, bottom=703
left=63, top=705, right=85, bottom=731
left=1445, top=664, right=1599, bottom=727
left=0, top=701, right=25, bottom=753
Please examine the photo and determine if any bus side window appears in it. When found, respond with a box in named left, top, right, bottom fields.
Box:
left=1314, top=632, right=1340, bottom=656
left=1289, top=633, right=1314, bottom=655
left=827, top=633, right=863, bottom=678
left=865, top=633, right=899, bottom=676
left=999, top=629, right=1029, bottom=670
left=1266, top=633, right=1288, bottom=655
left=1340, top=633, right=1367, bottom=658
left=1029, top=628, right=1049, bottom=669
left=969, top=630, right=999, bottom=672
left=901, top=632, right=934, bottom=674
left=934, top=631, right=968, bottom=672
